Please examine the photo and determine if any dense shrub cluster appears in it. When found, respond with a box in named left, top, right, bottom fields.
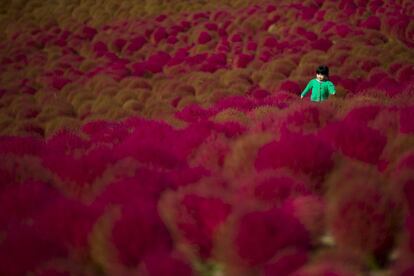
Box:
left=1, top=0, right=414, bottom=275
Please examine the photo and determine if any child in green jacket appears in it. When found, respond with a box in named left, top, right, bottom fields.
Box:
left=301, top=65, right=336, bottom=102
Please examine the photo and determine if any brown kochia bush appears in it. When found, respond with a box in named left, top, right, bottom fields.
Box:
left=213, top=108, right=250, bottom=126
left=44, top=116, right=81, bottom=137
left=36, top=99, right=76, bottom=124
left=223, top=133, right=273, bottom=178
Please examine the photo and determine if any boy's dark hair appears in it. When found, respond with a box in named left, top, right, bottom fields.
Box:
left=316, top=65, right=329, bottom=76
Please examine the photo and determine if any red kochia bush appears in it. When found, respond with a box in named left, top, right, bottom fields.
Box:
left=81, top=120, right=130, bottom=144
left=212, top=95, right=257, bottom=112
left=141, top=250, right=194, bottom=276
left=360, top=16, right=381, bottom=30
left=93, top=41, right=108, bottom=57
left=0, top=223, right=67, bottom=276
left=254, top=174, right=311, bottom=205
left=0, top=181, right=57, bottom=231
left=173, top=121, right=213, bottom=160
left=146, top=51, right=171, bottom=73
left=406, top=213, right=414, bottom=253
left=278, top=80, right=302, bottom=95
left=0, top=136, right=45, bottom=156
left=92, top=171, right=170, bottom=267
left=291, top=260, right=359, bottom=276
left=45, top=130, right=91, bottom=155
left=165, top=165, right=210, bottom=190
left=396, top=149, right=414, bottom=173
left=114, top=120, right=186, bottom=169
left=92, top=169, right=168, bottom=211
left=126, top=36, right=147, bottom=53
left=42, top=145, right=115, bottom=194
left=112, top=201, right=173, bottom=267
left=310, top=38, right=333, bottom=51
left=32, top=196, right=100, bottom=250
left=342, top=104, right=382, bottom=125
left=326, top=164, right=398, bottom=261
left=234, top=207, right=310, bottom=266
left=400, top=106, right=414, bottom=134
left=281, top=104, right=335, bottom=134
left=262, top=248, right=308, bottom=276
left=175, top=194, right=232, bottom=259
left=255, top=132, right=334, bottom=184
left=318, top=120, right=387, bottom=165
left=233, top=53, right=254, bottom=68
left=152, top=27, right=168, bottom=44
left=175, top=103, right=212, bottom=122
left=197, top=31, right=212, bottom=44
left=212, top=121, right=247, bottom=138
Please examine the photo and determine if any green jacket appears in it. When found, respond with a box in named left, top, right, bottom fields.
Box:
left=301, top=79, right=336, bottom=102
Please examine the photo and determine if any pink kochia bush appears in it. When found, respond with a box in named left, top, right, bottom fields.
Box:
left=0, top=223, right=67, bottom=275
left=232, top=207, right=310, bottom=266
left=318, top=120, right=387, bottom=165
left=114, top=119, right=185, bottom=169
left=399, top=105, right=414, bottom=134
left=1, top=0, right=414, bottom=274
left=253, top=173, right=311, bottom=205
left=0, top=136, right=45, bottom=156
left=255, top=131, right=334, bottom=186
left=261, top=248, right=308, bottom=276
left=0, top=182, right=99, bottom=275
left=0, top=181, right=58, bottom=231
left=140, top=250, right=194, bottom=276
left=326, top=163, right=398, bottom=261
left=42, top=145, right=115, bottom=192
left=160, top=192, right=232, bottom=260
left=91, top=171, right=174, bottom=267
left=111, top=201, right=173, bottom=267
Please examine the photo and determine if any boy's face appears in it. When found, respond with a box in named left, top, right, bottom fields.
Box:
left=316, top=73, right=326, bottom=81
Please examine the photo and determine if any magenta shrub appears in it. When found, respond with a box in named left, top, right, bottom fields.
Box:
left=0, top=181, right=58, bottom=231
left=233, top=53, right=254, bottom=68
left=1, top=0, right=414, bottom=274
left=112, top=202, right=172, bottom=266
left=152, top=27, right=168, bottom=44
left=279, top=80, right=302, bottom=95
left=400, top=106, right=414, bottom=134
left=42, top=145, right=115, bottom=186
left=212, top=95, right=257, bottom=112
left=32, top=196, right=99, bottom=249
left=197, top=31, right=212, bottom=44
left=175, top=103, right=212, bottom=122
left=254, top=175, right=310, bottom=205
left=255, top=132, right=334, bottom=183
left=0, top=224, right=67, bottom=275
left=343, top=104, right=382, bottom=124
left=262, top=249, right=308, bottom=276
left=310, top=38, right=333, bottom=51
left=126, top=36, right=147, bottom=53
left=234, top=207, right=309, bottom=266
left=319, top=120, right=387, bottom=164
left=165, top=165, right=210, bottom=190
left=142, top=250, right=194, bottom=276
left=0, top=136, right=45, bottom=156
left=176, top=194, right=231, bottom=258
left=327, top=176, right=397, bottom=260
left=213, top=121, right=247, bottom=138
left=360, top=16, right=382, bottom=30
left=81, top=120, right=129, bottom=144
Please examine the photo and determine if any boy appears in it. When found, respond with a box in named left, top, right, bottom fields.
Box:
left=301, top=65, right=336, bottom=102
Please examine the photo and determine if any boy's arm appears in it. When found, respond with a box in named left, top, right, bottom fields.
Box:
left=328, top=81, right=336, bottom=95
left=301, top=80, right=313, bottom=98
